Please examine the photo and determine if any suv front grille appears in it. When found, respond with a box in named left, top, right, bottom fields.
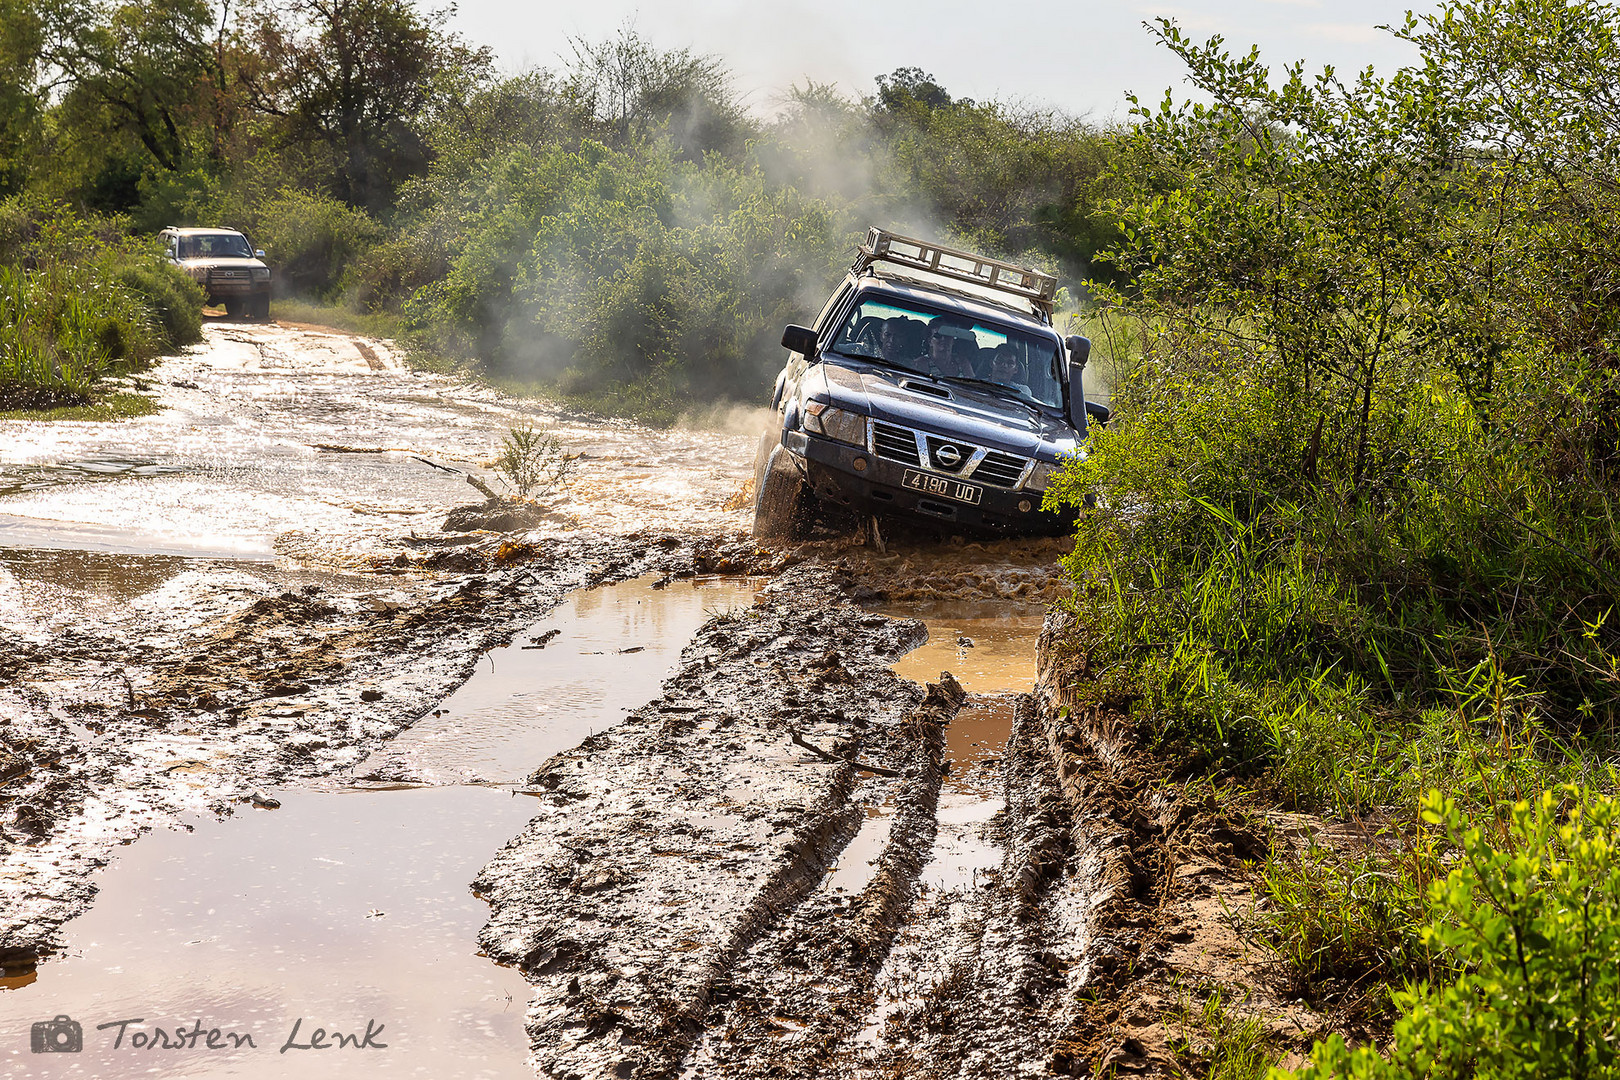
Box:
left=872, top=421, right=922, bottom=466
left=869, top=420, right=1030, bottom=488
left=974, top=451, right=1027, bottom=487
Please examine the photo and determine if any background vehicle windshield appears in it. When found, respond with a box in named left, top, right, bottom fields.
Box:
left=179, top=233, right=254, bottom=259
left=828, top=296, right=1064, bottom=407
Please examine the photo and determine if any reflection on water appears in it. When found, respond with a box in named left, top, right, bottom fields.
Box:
left=0, top=324, right=753, bottom=559
left=371, top=575, right=762, bottom=784
left=837, top=602, right=1044, bottom=896
left=0, top=547, right=192, bottom=602
left=878, top=601, right=1041, bottom=695
left=0, top=787, right=537, bottom=1079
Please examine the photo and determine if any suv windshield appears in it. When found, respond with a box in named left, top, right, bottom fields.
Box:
left=178, top=233, right=254, bottom=259
left=827, top=295, right=1064, bottom=408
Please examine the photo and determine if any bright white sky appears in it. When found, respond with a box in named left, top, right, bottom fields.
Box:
left=447, top=0, right=1438, bottom=121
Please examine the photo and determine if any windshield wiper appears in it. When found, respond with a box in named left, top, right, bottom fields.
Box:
left=942, top=376, right=1038, bottom=403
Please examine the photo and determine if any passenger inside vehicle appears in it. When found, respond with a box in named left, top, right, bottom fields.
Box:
left=879, top=317, right=925, bottom=365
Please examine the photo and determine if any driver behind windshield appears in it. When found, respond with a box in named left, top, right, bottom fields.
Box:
left=879, top=318, right=923, bottom=365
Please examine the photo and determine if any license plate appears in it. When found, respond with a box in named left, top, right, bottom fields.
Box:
left=902, top=469, right=981, bottom=505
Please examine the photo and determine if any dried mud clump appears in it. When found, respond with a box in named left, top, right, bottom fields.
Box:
left=442, top=498, right=556, bottom=533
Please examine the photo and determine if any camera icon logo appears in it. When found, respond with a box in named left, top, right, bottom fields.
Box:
left=31, top=1015, right=83, bottom=1053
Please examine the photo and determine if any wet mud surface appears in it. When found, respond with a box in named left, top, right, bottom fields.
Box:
left=1, top=321, right=1290, bottom=1077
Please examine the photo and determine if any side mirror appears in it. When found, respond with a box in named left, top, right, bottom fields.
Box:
left=781, top=324, right=818, bottom=357
left=1068, top=356, right=1089, bottom=434
left=1065, top=335, right=1091, bottom=368
left=254, top=249, right=266, bottom=258
left=1085, top=400, right=1112, bottom=426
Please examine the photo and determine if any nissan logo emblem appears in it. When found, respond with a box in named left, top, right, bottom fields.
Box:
left=935, top=444, right=963, bottom=467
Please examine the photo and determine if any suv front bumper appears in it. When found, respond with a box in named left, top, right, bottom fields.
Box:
left=786, top=431, right=1074, bottom=535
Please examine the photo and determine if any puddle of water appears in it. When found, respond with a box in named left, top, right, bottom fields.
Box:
left=0, top=458, right=190, bottom=498
left=878, top=602, right=1041, bottom=695
left=0, top=548, right=194, bottom=603
left=370, top=575, right=761, bottom=784
left=0, top=547, right=376, bottom=629
left=924, top=695, right=1016, bottom=890
left=823, top=804, right=896, bottom=894
left=0, top=571, right=767, bottom=1076
left=0, top=515, right=274, bottom=561
left=0, top=786, right=537, bottom=1079
left=823, top=695, right=1019, bottom=895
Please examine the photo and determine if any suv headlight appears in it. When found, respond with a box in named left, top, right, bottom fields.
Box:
left=252, top=268, right=271, bottom=280
left=803, top=402, right=866, bottom=447
left=1026, top=461, right=1058, bottom=492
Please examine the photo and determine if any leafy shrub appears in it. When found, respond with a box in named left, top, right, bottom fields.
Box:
left=113, top=257, right=203, bottom=349
left=0, top=261, right=159, bottom=397
left=248, top=188, right=384, bottom=299
left=1283, top=788, right=1620, bottom=1079
left=490, top=422, right=572, bottom=500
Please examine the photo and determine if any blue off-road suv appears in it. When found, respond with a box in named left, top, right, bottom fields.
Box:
left=752, top=229, right=1106, bottom=538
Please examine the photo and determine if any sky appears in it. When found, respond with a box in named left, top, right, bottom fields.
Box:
left=445, top=0, right=1439, bottom=121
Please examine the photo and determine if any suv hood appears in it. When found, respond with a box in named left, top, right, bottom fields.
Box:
left=181, top=257, right=266, bottom=269
left=808, top=360, right=1078, bottom=459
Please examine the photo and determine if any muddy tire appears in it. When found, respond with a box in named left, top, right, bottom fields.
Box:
left=251, top=294, right=271, bottom=321
left=752, top=443, right=814, bottom=540
left=223, top=298, right=243, bottom=319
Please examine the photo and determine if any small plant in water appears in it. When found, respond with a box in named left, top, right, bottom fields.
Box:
left=491, top=422, right=573, bottom=501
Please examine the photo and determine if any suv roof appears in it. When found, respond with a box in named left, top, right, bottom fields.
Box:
left=853, top=228, right=1058, bottom=322
left=163, top=227, right=249, bottom=236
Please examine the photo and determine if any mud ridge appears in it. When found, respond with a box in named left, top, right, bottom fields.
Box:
left=845, top=675, right=966, bottom=960
left=1032, top=609, right=1305, bottom=1076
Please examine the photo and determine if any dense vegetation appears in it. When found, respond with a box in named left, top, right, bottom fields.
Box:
left=1047, top=2, right=1620, bottom=1075
left=0, top=3, right=1118, bottom=418
left=0, top=196, right=201, bottom=409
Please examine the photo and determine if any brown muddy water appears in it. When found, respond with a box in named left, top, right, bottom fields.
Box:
left=359, top=576, right=764, bottom=785
left=827, top=601, right=1041, bottom=896
left=0, top=576, right=761, bottom=1077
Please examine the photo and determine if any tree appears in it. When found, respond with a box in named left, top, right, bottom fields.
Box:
left=0, top=0, right=44, bottom=193
left=243, top=0, right=492, bottom=211
left=562, top=25, right=749, bottom=158
left=36, top=0, right=224, bottom=180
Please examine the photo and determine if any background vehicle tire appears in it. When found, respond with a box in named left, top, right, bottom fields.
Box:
left=252, top=295, right=271, bottom=321
left=223, top=298, right=242, bottom=319
left=751, top=443, right=814, bottom=540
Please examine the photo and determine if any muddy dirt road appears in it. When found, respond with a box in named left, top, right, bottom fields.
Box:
left=0, top=322, right=1267, bottom=1078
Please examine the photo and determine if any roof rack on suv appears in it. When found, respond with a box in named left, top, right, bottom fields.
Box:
left=852, top=227, right=1059, bottom=318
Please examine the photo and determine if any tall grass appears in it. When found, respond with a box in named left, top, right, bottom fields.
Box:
left=0, top=264, right=154, bottom=396
left=0, top=198, right=204, bottom=405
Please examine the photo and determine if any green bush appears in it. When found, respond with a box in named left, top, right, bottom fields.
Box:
left=1283, top=788, right=1620, bottom=1079
left=0, top=261, right=159, bottom=396
left=249, top=188, right=383, bottom=299
left=113, top=257, right=203, bottom=349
